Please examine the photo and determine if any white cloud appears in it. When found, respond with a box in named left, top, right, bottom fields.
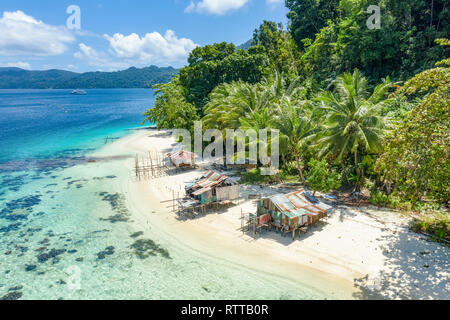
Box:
left=185, top=1, right=196, bottom=13
left=0, top=61, right=31, bottom=69
left=185, top=0, right=249, bottom=15
left=104, top=30, right=198, bottom=65
left=74, top=43, right=128, bottom=71
left=0, top=11, right=75, bottom=56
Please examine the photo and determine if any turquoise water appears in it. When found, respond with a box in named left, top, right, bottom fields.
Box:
left=0, top=89, right=332, bottom=300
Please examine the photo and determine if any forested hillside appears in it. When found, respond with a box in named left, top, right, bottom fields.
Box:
left=0, top=66, right=178, bottom=89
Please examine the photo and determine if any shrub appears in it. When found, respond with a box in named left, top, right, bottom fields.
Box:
left=306, top=159, right=342, bottom=195
left=411, top=213, right=450, bottom=242
left=239, top=169, right=272, bottom=185
left=369, top=190, right=390, bottom=207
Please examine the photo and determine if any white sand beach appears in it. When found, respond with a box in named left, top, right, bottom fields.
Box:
left=96, top=129, right=449, bottom=300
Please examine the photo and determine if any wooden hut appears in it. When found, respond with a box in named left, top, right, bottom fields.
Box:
left=167, top=150, right=195, bottom=168
left=256, top=189, right=332, bottom=231
left=186, top=170, right=239, bottom=205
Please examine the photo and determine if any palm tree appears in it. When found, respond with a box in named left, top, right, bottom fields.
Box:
left=202, top=72, right=313, bottom=180
left=274, top=96, right=316, bottom=183
left=239, top=106, right=278, bottom=174
left=202, top=81, right=271, bottom=132
left=265, top=70, right=305, bottom=101
left=314, top=69, right=391, bottom=189
left=203, top=71, right=305, bottom=130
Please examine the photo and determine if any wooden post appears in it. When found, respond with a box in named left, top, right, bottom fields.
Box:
left=135, top=155, right=138, bottom=178
left=172, top=190, right=175, bottom=212
left=241, top=209, right=244, bottom=235
left=149, top=151, right=154, bottom=178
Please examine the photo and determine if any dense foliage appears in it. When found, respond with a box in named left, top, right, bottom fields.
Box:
left=0, top=66, right=178, bottom=89
left=144, top=0, right=449, bottom=218
left=252, top=21, right=301, bottom=76
left=288, top=0, right=450, bottom=85
left=376, top=45, right=450, bottom=204
left=286, top=0, right=340, bottom=47
left=142, top=76, right=199, bottom=130
left=306, top=159, right=342, bottom=196
left=180, top=43, right=269, bottom=111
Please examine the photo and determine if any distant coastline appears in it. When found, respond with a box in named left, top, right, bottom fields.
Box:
left=0, top=65, right=178, bottom=89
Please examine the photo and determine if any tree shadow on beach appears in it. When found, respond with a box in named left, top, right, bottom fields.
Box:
left=336, top=205, right=359, bottom=222
left=352, top=228, right=449, bottom=300
left=148, top=131, right=172, bottom=139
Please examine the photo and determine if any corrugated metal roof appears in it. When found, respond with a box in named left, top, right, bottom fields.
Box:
left=187, top=170, right=234, bottom=193
left=167, top=150, right=195, bottom=166
left=192, top=187, right=212, bottom=196
left=264, top=189, right=332, bottom=219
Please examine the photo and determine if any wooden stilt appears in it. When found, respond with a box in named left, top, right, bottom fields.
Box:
left=149, top=152, right=154, bottom=177
left=241, top=209, right=244, bottom=235
left=135, top=155, right=139, bottom=179
left=172, top=190, right=175, bottom=212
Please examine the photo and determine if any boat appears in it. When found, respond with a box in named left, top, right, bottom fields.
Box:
left=71, top=89, right=87, bottom=95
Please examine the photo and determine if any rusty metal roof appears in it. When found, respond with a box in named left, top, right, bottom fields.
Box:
left=187, top=170, right=235, bottom=195
left=265, top=189, right=332, bottom=219
left=167, top=150, right=195, bottom=166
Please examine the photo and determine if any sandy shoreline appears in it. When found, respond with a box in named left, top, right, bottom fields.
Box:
left=95, top=128, right=449, bottom=300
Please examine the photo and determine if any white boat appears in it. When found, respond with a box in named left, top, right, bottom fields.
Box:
left=71, top=89, right=87, bottom=95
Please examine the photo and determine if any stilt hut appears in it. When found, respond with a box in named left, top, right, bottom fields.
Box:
left=167, top=150, right=195, bottom=168
left=256, top=189, right=332, bottom=230
left=186, top=170, right=239, bottom=205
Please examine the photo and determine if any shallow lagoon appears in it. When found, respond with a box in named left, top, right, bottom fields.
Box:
left=0, top=89, right=331, bottom=300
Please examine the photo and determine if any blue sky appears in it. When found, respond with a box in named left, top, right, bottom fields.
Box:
left=0, top=0, right=288, bottom=72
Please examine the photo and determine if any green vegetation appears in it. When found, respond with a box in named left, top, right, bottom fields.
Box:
left=239, top=168, right=273, bottom=185
left=411, top=213, right=450, bottom=243
left=313, top=69, right=391, bottom=190
left=143, top=0, right=449, bottom=234
left=180, top=43, right=269, bottom=111
left=376, top=46, right=450, bottom=204
left=306, top=159, right=342, bottom=196
left=288, top=0, right=450, bottom=85
left=0, top=66, right=178, bottom=89
left=142, top=76, right=199, bottom=130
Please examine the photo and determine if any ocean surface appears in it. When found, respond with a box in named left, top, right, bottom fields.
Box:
left=0, top=89, right=331, bottom=300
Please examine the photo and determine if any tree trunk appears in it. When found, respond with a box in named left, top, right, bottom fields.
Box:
left=354, top=150, right=360, bottom=193
left=297, top=156, right=306, bottom=184
left=431, top=0, right=434, bottom=28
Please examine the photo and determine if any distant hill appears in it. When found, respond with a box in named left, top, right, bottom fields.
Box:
left=0, top=66, right=179, bottom=89
left=237, top=40, right=253, bottom=50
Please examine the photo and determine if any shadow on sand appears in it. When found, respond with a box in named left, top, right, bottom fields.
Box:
left=352, top=224, right=449, bottom=300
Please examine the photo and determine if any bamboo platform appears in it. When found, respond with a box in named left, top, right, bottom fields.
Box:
left=134, top=151, right=172, bottom=180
